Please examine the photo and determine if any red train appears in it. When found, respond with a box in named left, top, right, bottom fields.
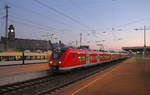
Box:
left=48, top=48, right=127, bottom=71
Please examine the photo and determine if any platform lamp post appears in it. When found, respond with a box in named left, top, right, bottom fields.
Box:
left=134, top=25, right=149, bottom=56
left=42, top=33, right=52, bottom=51
left=97, top=44, right=105, bottom=52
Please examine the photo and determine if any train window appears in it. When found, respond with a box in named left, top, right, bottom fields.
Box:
left=82, top=56, right=85, bottom=62
left=95, top=56, right=97, bottom=60
left=53, top=48, right=68, bottom=62
left=37, top=56, right=40, bottom=60
left=72, top=53, right=75, bottom=59
left=40, top=56, right=42, bottom=59
left=15, top=56, right=22, bottom=61
left=100, top=56, right=103, bottom=59
left=43, top=56, right=46, bottom=59
left=5, top=56, right=9, bottom=61
left=99, top=55, right=102, bottom=59
left=39, top=56, right=41, bottom=59
left=78, top=56, right=81, bottom=62
left=43, top=56, right=45, bottom=59
left=0, top=56, right=3, bottom=61
left=94, top=56, right=96, bottom=60
left=42, top=56, right=45, bottom=59
left=39, top=56, right=42, bottom=60
left=31, top=56, right=35, bottom=60
left=37, top=56, right=39, bottom=60
left=97, top=55, right=100, bottom=59
left=41, top=56, right=43, bottom=59
left=33, top=56, right=36, bottom=60
left=1, top=56, right=7, bottom=61
left=41, top=56, right=44, bottom=59
left=25, top=56, right=30, bottom=60
left=93, top=56, right=95, bottom=60
left=9, top=56, right=15, bottom=61
left=90, top=56, right=92, bottom=61
left=45, top=56, right=48, bottom=59
left=1, top=56, right=4, bottom=61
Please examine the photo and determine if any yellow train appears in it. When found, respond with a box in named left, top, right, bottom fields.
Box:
left=0, top=52, right=50, bottom=65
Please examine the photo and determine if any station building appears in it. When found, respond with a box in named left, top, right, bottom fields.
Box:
left=0, top=25, right=64, bottom=52
left=0, top=37, right=51, bottom=52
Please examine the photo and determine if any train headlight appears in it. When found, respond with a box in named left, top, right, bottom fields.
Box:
left=50, top=61, right=53, bottom=64
left=58, top=61, right=62, bottom=64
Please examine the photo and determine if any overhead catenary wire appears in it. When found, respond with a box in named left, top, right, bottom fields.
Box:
left=67, top=0, right=124, bottom=45
left=33, top=0, right=108, bottom=46
left=9, top=14, right=73, bottom=35
left=9, top=14, right=57, bottom=31
left=4, top=0, right=70, bottom=26
left=33, top=0, right=92, bottom=29
left=9, top=18, right=53, bottom=32
left=67, top=0, right=88, bottom=14
left=4, top=0, right=88, bottom=39
left=8, top=17, right=71, bottom=40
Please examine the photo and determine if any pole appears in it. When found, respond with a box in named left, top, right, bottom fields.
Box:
left=4, top=5, right=10, bottom=51
left=144, top=25, right=146, bottom=47
left=22, top=51, right=25, bottom=64
left=144, top=25, right=146, bottom=56
left=76, top=40, right=78, bottom=47
left=80, top=33, right=82, bottom=47
left=5, top=5, right=9, bottom=38
left=134, top=25, right=149, bottom=56
left=47, top=40, right=49, bottom=51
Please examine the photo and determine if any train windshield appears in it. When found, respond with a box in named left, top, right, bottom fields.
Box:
left=52, top=48, right=68, bottom=62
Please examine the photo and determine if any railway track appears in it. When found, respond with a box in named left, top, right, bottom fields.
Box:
left=0, top=59, right=126, bottom=95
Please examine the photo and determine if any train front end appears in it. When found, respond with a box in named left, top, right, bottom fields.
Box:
left=48, top=48, right=67, bottom=71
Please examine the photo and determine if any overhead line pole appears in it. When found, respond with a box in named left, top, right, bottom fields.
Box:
left=4, top=5, right=10, bottom=51
left=135, top=25, right=149, bottom=56
left=80, top=33, right=82, bottom=47
left=144, top=25, right=146, bottom=48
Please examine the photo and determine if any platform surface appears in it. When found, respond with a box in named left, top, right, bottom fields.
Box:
left=0, top=63, right=49, bottom=86
left=53, top=56, right=150, bottom=95
left=0, top=63, right=49, bottom=77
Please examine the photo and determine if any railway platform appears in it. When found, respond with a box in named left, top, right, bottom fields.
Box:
left=0, top=63, right=49, bottom=86
left=53, top=56, right=150, bottom=95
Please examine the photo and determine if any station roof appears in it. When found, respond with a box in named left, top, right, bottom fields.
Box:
left=122, top=46, right=150, bottom=52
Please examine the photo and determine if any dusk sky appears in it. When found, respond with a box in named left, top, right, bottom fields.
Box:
left=1, top=0, right=150, bottom=50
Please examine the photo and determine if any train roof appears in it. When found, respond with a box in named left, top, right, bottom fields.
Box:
left=0, top=52, right=48, bottom=56
left=67, top=48, right=106, bottom=54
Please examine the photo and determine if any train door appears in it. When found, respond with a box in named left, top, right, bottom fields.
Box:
left=86, top=54, right=90, bottom=65
left=97, top=54, right=100, bottom=63
left=102, top=52, right=105, bottom=62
